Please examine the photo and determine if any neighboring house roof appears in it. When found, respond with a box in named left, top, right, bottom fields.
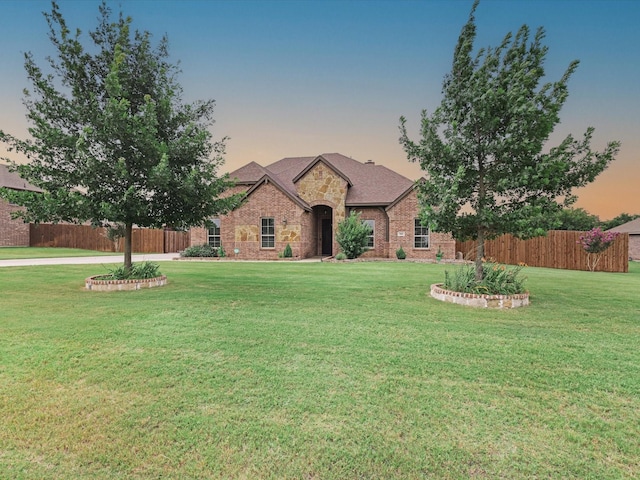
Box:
left=229, top=153, right=415, bottom=207
left=607, top=217, right=640, bottom=235
left=0, top=164, right=41, bottom=192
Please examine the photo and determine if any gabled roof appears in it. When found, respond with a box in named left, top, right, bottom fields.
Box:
left=229, top=161, right=269, bottom=185
left=292, top=155, right=353, bottom=186
left=385, top=182, right=419, bottom=211
left=243, top=173, right=312, bottom=212
left=607, top=217, right=640, bottom=235
left=231, top=153, right=414, bottom=207
left=0, top=164, right=41, bottom=192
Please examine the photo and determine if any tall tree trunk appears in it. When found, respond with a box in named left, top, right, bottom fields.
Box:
left=475, top=229, right=484, bottom=282
left=124, top=222, right=133, bottom=273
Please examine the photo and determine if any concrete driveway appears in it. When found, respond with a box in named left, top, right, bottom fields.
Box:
left=0, top=253, right=180, bottom=268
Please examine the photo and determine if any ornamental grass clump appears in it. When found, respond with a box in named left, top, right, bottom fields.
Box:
left=578, top=227, right=619, bottom=271
left=444, top=261, right=526, bottom=295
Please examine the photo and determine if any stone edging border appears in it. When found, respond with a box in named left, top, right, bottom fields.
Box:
left=430, top=283, right=529, bottom=309
left=85, top=275, right=167, bottom=291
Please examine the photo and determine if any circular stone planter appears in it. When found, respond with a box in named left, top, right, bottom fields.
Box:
left=430, top=283, right=529, bottom=309
left=85, top=275, right=167, bottom=291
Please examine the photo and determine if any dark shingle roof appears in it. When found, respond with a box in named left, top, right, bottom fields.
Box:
left=0, top=164, right=41, bottom=192
left=607, top=217, right=640, bottom=235
left=229, top=161, right=269, bottom=185
left=231, top=153, right=414, bottom=207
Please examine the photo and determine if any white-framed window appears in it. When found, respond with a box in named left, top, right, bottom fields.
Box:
left=261, top=217, right=275, bottom=248
left=208, top=219, right=221, bottom=248
left=414, top=219, right=429, bottom=248
left=363, top=219, right=375, bottom=248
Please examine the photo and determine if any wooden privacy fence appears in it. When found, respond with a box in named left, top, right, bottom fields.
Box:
left=30, top=224, right=189, bottom=253
left=456, top=230, right=629, bottom=273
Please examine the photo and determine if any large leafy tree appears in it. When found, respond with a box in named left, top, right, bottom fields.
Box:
left=556, top=208, right=600, bottom=231
left=0, top=1, right=242, bottom=270
left=399, top=0, right=619, bottom=280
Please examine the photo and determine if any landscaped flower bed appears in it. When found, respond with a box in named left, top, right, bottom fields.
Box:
left=430, top=283, right=529, bottom=309
left=85, top=275, right=167, bottom=291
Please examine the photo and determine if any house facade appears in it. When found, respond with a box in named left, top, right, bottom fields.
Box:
left=608, top=217, right=640, bottom=261
left=191, top=153, right=455, bottom=260
left=0, top=164, right=40, bottom=247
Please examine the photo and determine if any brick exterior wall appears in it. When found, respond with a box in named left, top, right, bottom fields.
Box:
left=192, top=182, right=311, bottom=260
left=386, top=189, right=455, bottom=260
left=351, top=207, right=389, bottom=258
left=0, top=198, right=30, bottom=246
left=629, top=235, right=639, bottom=261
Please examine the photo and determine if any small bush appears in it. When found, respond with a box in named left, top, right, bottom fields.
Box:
left=444, top=262, right=526, bottom=295
left=396, top=247, right=406, bottom=259
left=181, top=244, right=218, bottom=257
left=283, top=243, right=293, bottom=258
left=335, top=252, right=347, bottom=260
left=336, top=212, right=372, bottom=259
left=217, top=245, right=226, bottom=258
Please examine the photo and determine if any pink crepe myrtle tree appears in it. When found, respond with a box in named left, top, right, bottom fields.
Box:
left=578, top=228, right=619, bottom=272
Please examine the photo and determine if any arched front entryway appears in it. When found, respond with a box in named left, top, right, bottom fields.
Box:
left=312, top=205, right=333, bottom=256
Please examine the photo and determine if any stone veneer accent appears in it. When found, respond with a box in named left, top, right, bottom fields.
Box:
left=296, top=162, right=348, bottom=223
left=85, top=275, right=167, bottom=291
left=235, top=225, right=259, bottom=242
left=430, top=283, right=529, bottom=309
left=277, top=224, right=301, bottom=243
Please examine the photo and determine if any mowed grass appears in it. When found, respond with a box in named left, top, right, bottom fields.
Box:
left=0, top=261, right=638, bottom=479
left=0, top=247, right=119, bottom=260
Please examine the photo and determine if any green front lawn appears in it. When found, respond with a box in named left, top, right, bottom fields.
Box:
left=0, top=247, right=120, bottom=260
left=1, top=262, right=638, bottom=478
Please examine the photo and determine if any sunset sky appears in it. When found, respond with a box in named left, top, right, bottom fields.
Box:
left=1, top=0, right=638, bottom=220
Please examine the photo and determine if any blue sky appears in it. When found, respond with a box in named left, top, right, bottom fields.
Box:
left=1, top=0, right=638, bottom=219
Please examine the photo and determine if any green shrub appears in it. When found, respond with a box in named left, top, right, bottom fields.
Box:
left=335, top=252, right=347, bottom=260
left=181, top=244, right=218, bottom=257
left=444, top=262, right=526, bottom=295
left=283, top=243, right=293, bottom=258
left=107, top=261, right=161, bottom=280
left=336, top=212, right=372, bottom=259
left=217, top=245, right=226, bottom=257
left=396, top=247, right=406, bottom=259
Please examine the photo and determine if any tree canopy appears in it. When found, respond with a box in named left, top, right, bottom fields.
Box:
left=555, top=208, right=600, bottom=231
left=399, top=0, right=619, bottom=279
left=0, top=1, right=242, bottom=270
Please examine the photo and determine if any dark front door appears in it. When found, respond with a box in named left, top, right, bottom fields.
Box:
left=321, top=218, right=332, bottom=256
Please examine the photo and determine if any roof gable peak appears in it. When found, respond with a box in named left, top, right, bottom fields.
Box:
left=292, top=155, right=353, bottom=186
